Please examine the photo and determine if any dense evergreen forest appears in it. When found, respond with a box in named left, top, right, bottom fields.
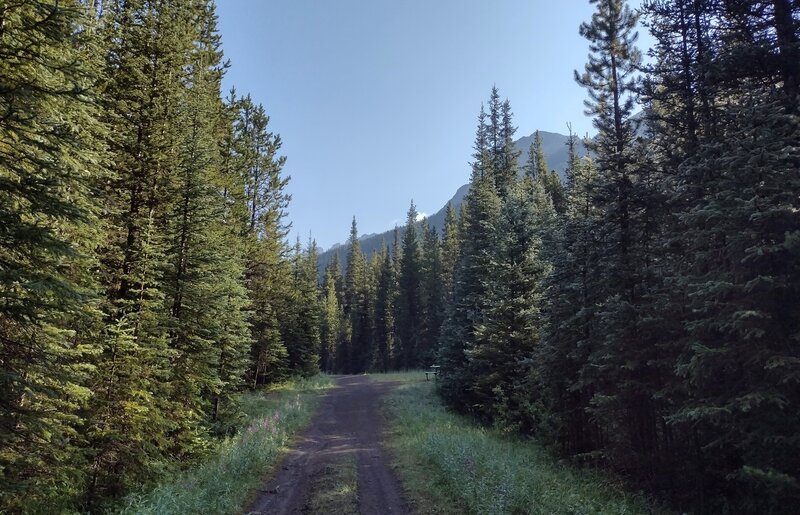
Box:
left=0, top=0, right=320, bottom=511
left=1, top=0, right=798, bottom=513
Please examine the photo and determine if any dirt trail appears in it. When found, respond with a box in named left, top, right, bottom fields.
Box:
left=246, top=375, right=409, bottom=515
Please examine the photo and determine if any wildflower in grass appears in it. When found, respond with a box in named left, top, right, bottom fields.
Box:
left=248, top=411, right=280, bottom=434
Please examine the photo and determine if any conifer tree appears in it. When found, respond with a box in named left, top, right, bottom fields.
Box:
left=396, top=202, right=423, bottom=368
left=438, top=92, right=505, bottom=411
left=440, top=202, right=461, bottom=302
left=469, top=179, right=551, bottom=428
left=319, top=262, right=340, bottom=373
left=230, top=93, right=292, bottom=388
left=660, top=2, right=800, bottom=509
left=161, top=0, right=248, bottom=458
left=527, top=130, right=567, bottom=214
left=282, top=239, right=321, bottom=376
left=419, top=221, right=444, bottom=366
left=538, top=153, right=602, bottom=454
left=495, top=99, right=520, bottom=197
left=0, top=1, right=107, bottom=509
left=573, top=0, right=671, bottom=478
left=372, top=241, right=396, bottom=372
left=342, top=217, right=369, bottom=373
left=87, top=0, right=194, bottom=503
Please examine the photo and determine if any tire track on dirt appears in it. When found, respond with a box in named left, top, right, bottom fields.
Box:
left=246, top=375, right=408, bottom=515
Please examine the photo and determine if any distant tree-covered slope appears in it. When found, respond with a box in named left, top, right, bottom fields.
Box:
left=318, top=130, right=587, bottom=271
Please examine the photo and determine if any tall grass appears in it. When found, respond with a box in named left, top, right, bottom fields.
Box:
left=366, top=369, right=428, bottom=383
left=115, top=375, right=333, bottom=515
left=385, top=381, right=659, bottom=515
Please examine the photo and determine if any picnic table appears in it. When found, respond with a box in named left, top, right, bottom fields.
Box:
left=425, top=365, right=440, bottom=380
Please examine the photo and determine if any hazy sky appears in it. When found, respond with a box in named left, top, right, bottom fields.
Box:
left=216, top=0, right=653, bottom=250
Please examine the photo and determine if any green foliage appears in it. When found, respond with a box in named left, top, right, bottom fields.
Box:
left=468, top=180, right=551, bottom=428
left=230, top=92, right=294, bottom=388
left=319, top=264, right=343, bottom=373
left=385, top=381, right=654, bottom=515
left=372, top=242, right=396, bottom=372
left=4, top=0, right=800, bottom=513
left=283, top=239, right=322, bottom=377
left=419, top=221, right=444, bottom=367
left=117, top=375, right=333, bottom=515
left=396, top=202, right=423, bottom=368
left=0, top=0, right=306, bottom=509
left=0, top=2, right=107, bottom=508
left=340, top=217, right=371, bottom=373
left=440, top=202, right=461, bottom=303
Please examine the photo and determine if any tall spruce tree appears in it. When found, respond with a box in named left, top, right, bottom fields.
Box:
left=283, top=239, right=321, bottom=376
left=372, top=242, right=396, bottom=372
left=319, top=263, right=341, bottom=373
left=573, top=0, right=674, bottom=483
left=0, top=1, right=107, bottom=510
left=440, top=202, right=461, bottom=303
left=469, top=178, right=551, bottom=428
left=88, top=0, right=193, bottom=504
left=396, top=202, right=423, bottom=368
left=419, top=222, right=444, bottom=367
left=662, top=2, right=800, bottom=510
left=438, top=90, right=508, bottom=412
left=160, top=0, right=250, bottom=459
left=232, top=94, right=292, bottom=388
left=528, top=130, right=567, bottom=214
left=538, top=152, right=602, bottom=454
left=342, top=217, right=369, bottom=373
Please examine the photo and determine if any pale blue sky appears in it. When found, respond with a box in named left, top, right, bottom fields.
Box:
left=216, top=0, right=653, bottom=250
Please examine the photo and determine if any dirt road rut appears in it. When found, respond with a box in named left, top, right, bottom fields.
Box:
left=247, top=376, right=409, bottom=515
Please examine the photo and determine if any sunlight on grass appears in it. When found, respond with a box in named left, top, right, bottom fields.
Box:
left=116, top=374, right=333, bottom=515
left=366, top=369, right=428, bottom=383
left=385, top=381, right=659, bottom=515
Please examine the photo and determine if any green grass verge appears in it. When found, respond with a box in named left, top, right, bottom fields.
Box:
left=366, top=369, right=429, bottom=383
left=384, top=381, right=658, bottom=515
left=115, top=374, right=333, bottom=515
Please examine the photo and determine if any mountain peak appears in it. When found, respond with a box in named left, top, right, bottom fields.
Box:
left=318, top=129, right=587, bottom=270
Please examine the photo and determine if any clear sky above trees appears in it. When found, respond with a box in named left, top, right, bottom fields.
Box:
left=216, top=0, right=654, bottom=249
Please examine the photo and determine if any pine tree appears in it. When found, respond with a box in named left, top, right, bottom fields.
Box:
left=495, top=99, right=520, bottom=197
left=319, top=264, right=341, bottom=373
left=0, top=1, right=107, bottom=509
left=527, top=130, right=567, bottom=214
left=438, top=93, right=505, bottom=410
left=87, top=0, right=194, bottom=504
left=438, top=171, right=501, bottom=412
left=229, top=92, right=292, bottom=388
left=573, top=0, right=674, bottom=481
left=161, top=0, right=246, bottom=459
left=469, top=179, right=551, bottom=428
left=372, top=242, right=396, bottom=372
left=208, top=93, right=252, bottom=437
left=283, top=239, right=321, bottom=376
left=538, top=153, right=602, bottom=455
left=440, top=202, right=461, bottom=303
left=419, top=221, right=443, bottom=366
left=342, top=217, right=369, bottom=373
left=396, top=202, right=423, bottom=368
left=659, top=2, right=800, bottom=509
